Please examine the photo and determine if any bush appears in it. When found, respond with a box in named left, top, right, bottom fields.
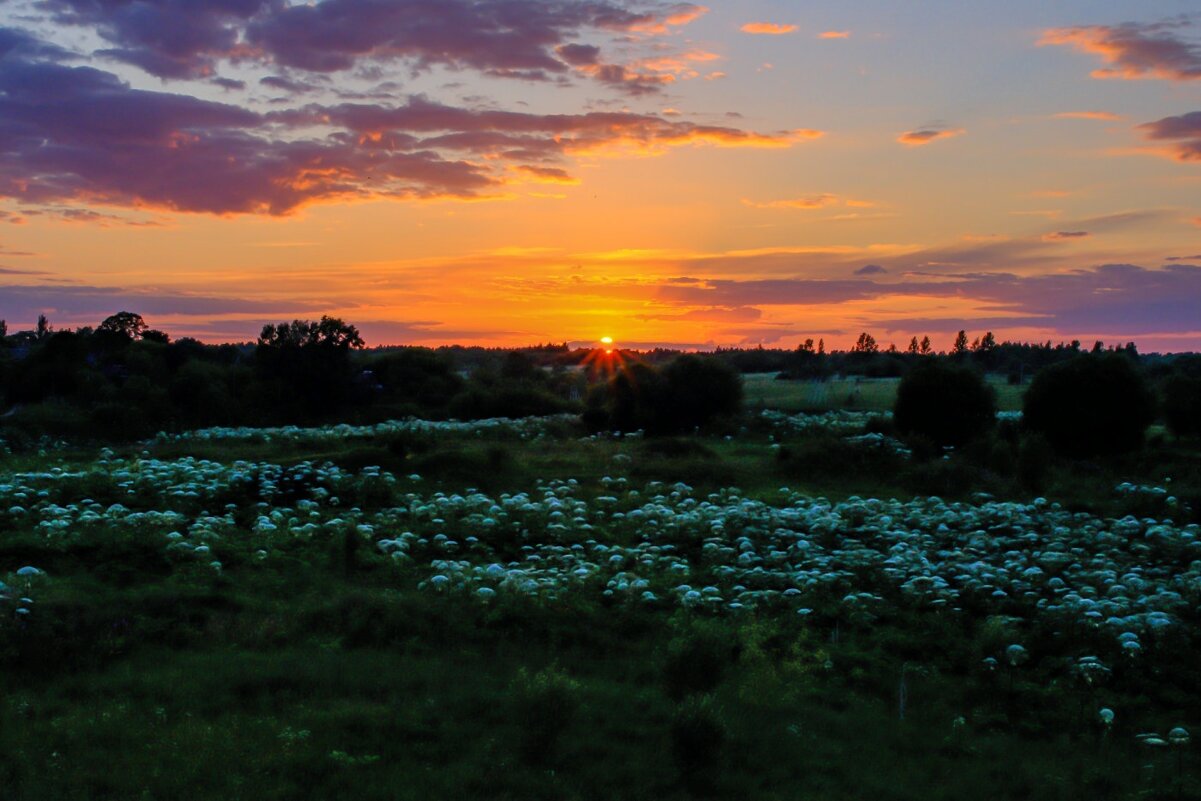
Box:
left=584, top=356, right=743, bottom=435
left=510, top=666, right=580, bottom=764
left=1023, top=354, right=1155, bottom=457
left=670, top=696, right=726, bottom=793
left=1163, top=373, right=1201, bottom=438
left=663, top=625, right=739, bottom=699
left=894, top=361, right=996, bottom=447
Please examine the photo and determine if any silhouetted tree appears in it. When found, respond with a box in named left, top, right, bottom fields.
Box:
left=1163, top=373, right=1201, bottom=439
left=852, top=332, right=879, bottom=353
left=906, top=336, right=919, bottom=354
left=952, top=330, right=969, bottom=355
left=894, top=361, right=996, bottom=447
left=98, top=311, right=149, bottom=340
left=1023, top=354, right=1155, bottom=457
left=919, top=335, right=932, bottom=355
left=36, top=314, right=51, bottom=340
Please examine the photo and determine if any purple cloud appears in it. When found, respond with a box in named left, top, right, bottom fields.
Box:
left=0, top=29, right=798, bottom=215
left=657, top=263, right=1201, bottom=336
left=36, top=0, right=705, bottom=94
left=1139, top=109, right=1201, bottom=161
left=1040, top=19, right=1201, bottom=81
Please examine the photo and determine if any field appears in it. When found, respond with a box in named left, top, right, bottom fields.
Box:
left=742, top=374, right=1027, bottom=413
left=2, top=412, right=1199, bottom=800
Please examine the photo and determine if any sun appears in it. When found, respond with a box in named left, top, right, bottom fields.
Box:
left=600, top=335, right=614, bottom=353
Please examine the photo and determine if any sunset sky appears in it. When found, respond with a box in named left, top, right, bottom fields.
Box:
left=0, top=0, right=1199, bottom=349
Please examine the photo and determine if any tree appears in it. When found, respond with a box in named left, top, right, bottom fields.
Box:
left=1163, top=374, right=1201, bottom=439
left=584, top=356, right=742, bottom=435
left=258, top=316, right=364, bottom=350
left=973, top=331, right=997, bottom=352
left=894, top=361, right=996, bottom=447
left=906, top=336, right=920, bottom=355
left=817, top=338, right=825, bottom=355
left=36, top=314, right=51, bottom=340
left=1023, top=354, right=1155, bottom=457
left=919, top=336, right=932, bottom=355
left=141, top=329, right=170, bottom=344
left=0, top=319, right=6, bottom=338
left=98, top=311, right=149, bottom=340
left=662, top=354, right=743, bottom=432
left=851, top=332, right=879, bottom=353
left=952, top=330, right=969, bottom=355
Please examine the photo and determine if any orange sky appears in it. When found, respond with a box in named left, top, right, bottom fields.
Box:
left=0, top=1, right=1199, bottom=349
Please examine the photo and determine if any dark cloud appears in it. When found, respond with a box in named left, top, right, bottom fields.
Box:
left=1043, top=230, right=1090, bottom=240
left=855, top=264, right=887, bottom=275
left=556, top=43, right=601, bottom=67
left=1040, top=19, right=1201, bottom=81
left=37, top=0, right=705, bottom=94
left=0, top=30, right=797, bottom=215
left=259, top=75, right=325, bottom=94
left=1139, top=110, right=1201, bottom=161
left=0, top=283, right=328, bottom=323
left=38, top=0, right=270, bottom=79
left=658, top=264, right=1201, bottom=336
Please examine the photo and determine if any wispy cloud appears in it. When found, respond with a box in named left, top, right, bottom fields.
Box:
left=1053, top=110, right=1124, bottom=121
left=897, top=126, right=965, bottom=146
left=741, top=22, right=797, bottom=35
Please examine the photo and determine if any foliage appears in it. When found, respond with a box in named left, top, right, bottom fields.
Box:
left=894, top=361, right=997, bottom=447
left=1023, top=354, right=1156, bottom=457
left=585, top=355, right=742, bottom=435
left=1164, top=374, right=1201, bottom=438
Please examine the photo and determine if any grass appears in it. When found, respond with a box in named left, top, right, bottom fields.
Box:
left=743, top=373, right=1026, bottom=413
left=2, top=416, right=1199, bottom=799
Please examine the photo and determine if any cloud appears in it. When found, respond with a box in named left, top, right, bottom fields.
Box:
left=1166, top=254, right=1201, bottom=262
left=1039, top=20, right=1201, bottom=81
left=0, top=33, right=811, bottom=215
left=1138, top=110, right=1201, bottom=161
left=1042, top=230, right=1090, bottom=240
left=1053, top=111, right=1124, bottom=121
left=655, top=263, right=1201, bottom=336
left=855, top=264, right=887, bottom=275
left=742, top=194, right=838, bottom=210
left=515, top=165, right=578, bottom=184
left=639, top=306, right=763, bottom=323
left=741, top=22, right=797, bottom=35
left=897, top=126, right=965, bottom=146
left=38, top=0, right=707, bottom=93
left=818, top=31, right=851, bottom=40
left=0, top=283, right=328, bottom=324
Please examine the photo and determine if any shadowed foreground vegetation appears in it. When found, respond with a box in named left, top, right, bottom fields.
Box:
left=2, top=315, right=1201, bottom=799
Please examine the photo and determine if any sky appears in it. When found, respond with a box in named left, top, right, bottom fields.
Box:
left=0, top=0, right=1199, bottom=350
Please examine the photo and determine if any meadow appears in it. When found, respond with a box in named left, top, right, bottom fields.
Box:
left=742, top=374, right=1027, bottom=414
left=2, top=405, right=1199, bottom=800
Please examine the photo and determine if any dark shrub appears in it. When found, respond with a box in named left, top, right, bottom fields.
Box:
left=1018, top=434, right=1054, bottom=493
left=1163, top=373, right=1201, bottom=438
left=661, top=354, right=743, bottom=432
left=1023, top=354, right=1155, bottom=457
left=663, top=625, right=739, bottom=699
left=894, top=361, right=996, bottom=447
left=511, top=666, right=580, bottom=764
left=584, top=356, right=742, bottom=435
left=670, top=696, right=726, bottom=793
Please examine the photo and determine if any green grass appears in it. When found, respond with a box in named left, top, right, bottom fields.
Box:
left=2, top=418, right=1199, bottom=799
left=743, top=373, right=1026, bottom=413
